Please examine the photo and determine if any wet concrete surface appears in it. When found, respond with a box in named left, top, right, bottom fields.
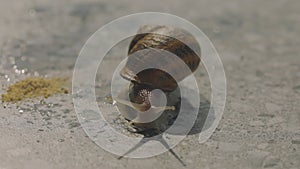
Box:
left=0, top=0, right=299, bottom=169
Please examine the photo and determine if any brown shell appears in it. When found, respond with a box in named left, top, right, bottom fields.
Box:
left=120, top=25, right=201, bottom=91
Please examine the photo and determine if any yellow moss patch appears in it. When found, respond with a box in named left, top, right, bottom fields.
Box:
left=1, top=77, right=69, bottom=102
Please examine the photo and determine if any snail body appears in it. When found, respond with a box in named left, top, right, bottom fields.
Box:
left=116, top=25, right=201, bottom=132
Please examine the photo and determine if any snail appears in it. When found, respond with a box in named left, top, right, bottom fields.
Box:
left=114, top=25, right=201, bottom=132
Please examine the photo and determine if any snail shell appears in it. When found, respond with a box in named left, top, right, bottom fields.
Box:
left=120, top=25, right=201, bottom=92
left=116, top=25, right=201, bottom=131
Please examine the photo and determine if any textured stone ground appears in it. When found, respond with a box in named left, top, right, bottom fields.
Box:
left=0, top=0, right=299, bottom=169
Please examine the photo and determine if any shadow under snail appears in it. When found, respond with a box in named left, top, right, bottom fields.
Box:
left=114, top=25, right=201, bottom=132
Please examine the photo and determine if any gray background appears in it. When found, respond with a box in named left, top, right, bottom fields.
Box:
left=0, top=0, right=299, bottom=169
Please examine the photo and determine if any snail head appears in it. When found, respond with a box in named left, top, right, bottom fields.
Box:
left=114, top=82, right=175, bottom=114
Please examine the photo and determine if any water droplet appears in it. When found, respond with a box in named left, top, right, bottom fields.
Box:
left=47, top=103, right=53, bottom=108
left=39, top=99, right=46, bottom=105
left=58, top=139, right=65, bottom=142
left=15, top=69, right=20, bottom=74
